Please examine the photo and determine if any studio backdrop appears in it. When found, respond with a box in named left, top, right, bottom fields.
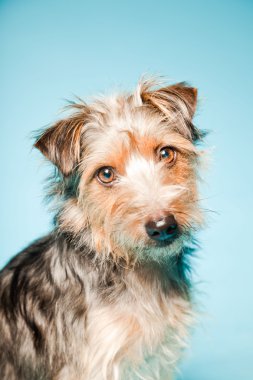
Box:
left=1, top=1, right=253, bottom=379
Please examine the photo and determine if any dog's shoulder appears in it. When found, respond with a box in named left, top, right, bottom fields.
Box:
left=1, top=234, right=55, bottom=274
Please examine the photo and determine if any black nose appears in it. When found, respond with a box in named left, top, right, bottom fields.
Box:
left=145, top=215, right=178, bottom=242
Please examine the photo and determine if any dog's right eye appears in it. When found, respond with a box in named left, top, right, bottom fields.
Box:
left=96, top=167, right=116, bottom=186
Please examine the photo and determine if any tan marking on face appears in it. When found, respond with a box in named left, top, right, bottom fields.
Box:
left=62, top=125, right=201, bottom=261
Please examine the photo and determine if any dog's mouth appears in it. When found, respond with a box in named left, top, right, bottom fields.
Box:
left=136, top=231, right=184, bottom=261
left=155, top=236, right=178, bottom=247
left=138, top=229, right=182, bottom=251
left=151, top=231, right=180, bottom=247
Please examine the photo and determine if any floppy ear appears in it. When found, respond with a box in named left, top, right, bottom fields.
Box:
left=34, top=108, right=87, bottom=176
left=141, top=82, right=202, bottom=141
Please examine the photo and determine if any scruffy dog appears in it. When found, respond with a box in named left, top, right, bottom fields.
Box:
left=0, top=78, right=205, bottom=380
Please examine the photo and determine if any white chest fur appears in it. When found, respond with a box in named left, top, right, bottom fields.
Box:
left=81, top=269, right=193, bottom=380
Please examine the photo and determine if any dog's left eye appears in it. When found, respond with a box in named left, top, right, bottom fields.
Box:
left=159, top=146, right=176, bottom=165
left=96, top=167, right=116, bottom=186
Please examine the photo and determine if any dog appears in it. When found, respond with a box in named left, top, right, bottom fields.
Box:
left=0, top=77, right=205, bottom=380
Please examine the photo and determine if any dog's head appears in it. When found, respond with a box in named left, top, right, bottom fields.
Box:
left=35, top=78, right=205, bottom=263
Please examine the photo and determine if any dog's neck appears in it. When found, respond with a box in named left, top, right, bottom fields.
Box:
left=56, top=229, right=193, bottom=302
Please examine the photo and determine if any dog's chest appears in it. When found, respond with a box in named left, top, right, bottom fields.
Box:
left=80, top=274, right=191, bottom=380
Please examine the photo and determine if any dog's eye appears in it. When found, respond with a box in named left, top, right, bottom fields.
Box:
left=96, top=167, right=116, bottom=186
left=159, top=147, right=176, bottom=165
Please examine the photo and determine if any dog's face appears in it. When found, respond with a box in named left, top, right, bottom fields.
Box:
left=35, top=79, right=204, bottom=262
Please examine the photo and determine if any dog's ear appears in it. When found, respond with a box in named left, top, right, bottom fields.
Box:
left=141, top=82, right=202, bottom=141
left=35, top=108, right=88, bottom=176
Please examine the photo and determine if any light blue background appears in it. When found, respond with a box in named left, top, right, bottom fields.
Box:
left=1, top=1, right=253, bottom=379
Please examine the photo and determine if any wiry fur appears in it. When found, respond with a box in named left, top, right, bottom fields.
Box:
left=0, top=77, right=205, bottom=379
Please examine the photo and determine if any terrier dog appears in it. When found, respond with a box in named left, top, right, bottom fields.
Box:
left=0, top=77, right=205, bottom=380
